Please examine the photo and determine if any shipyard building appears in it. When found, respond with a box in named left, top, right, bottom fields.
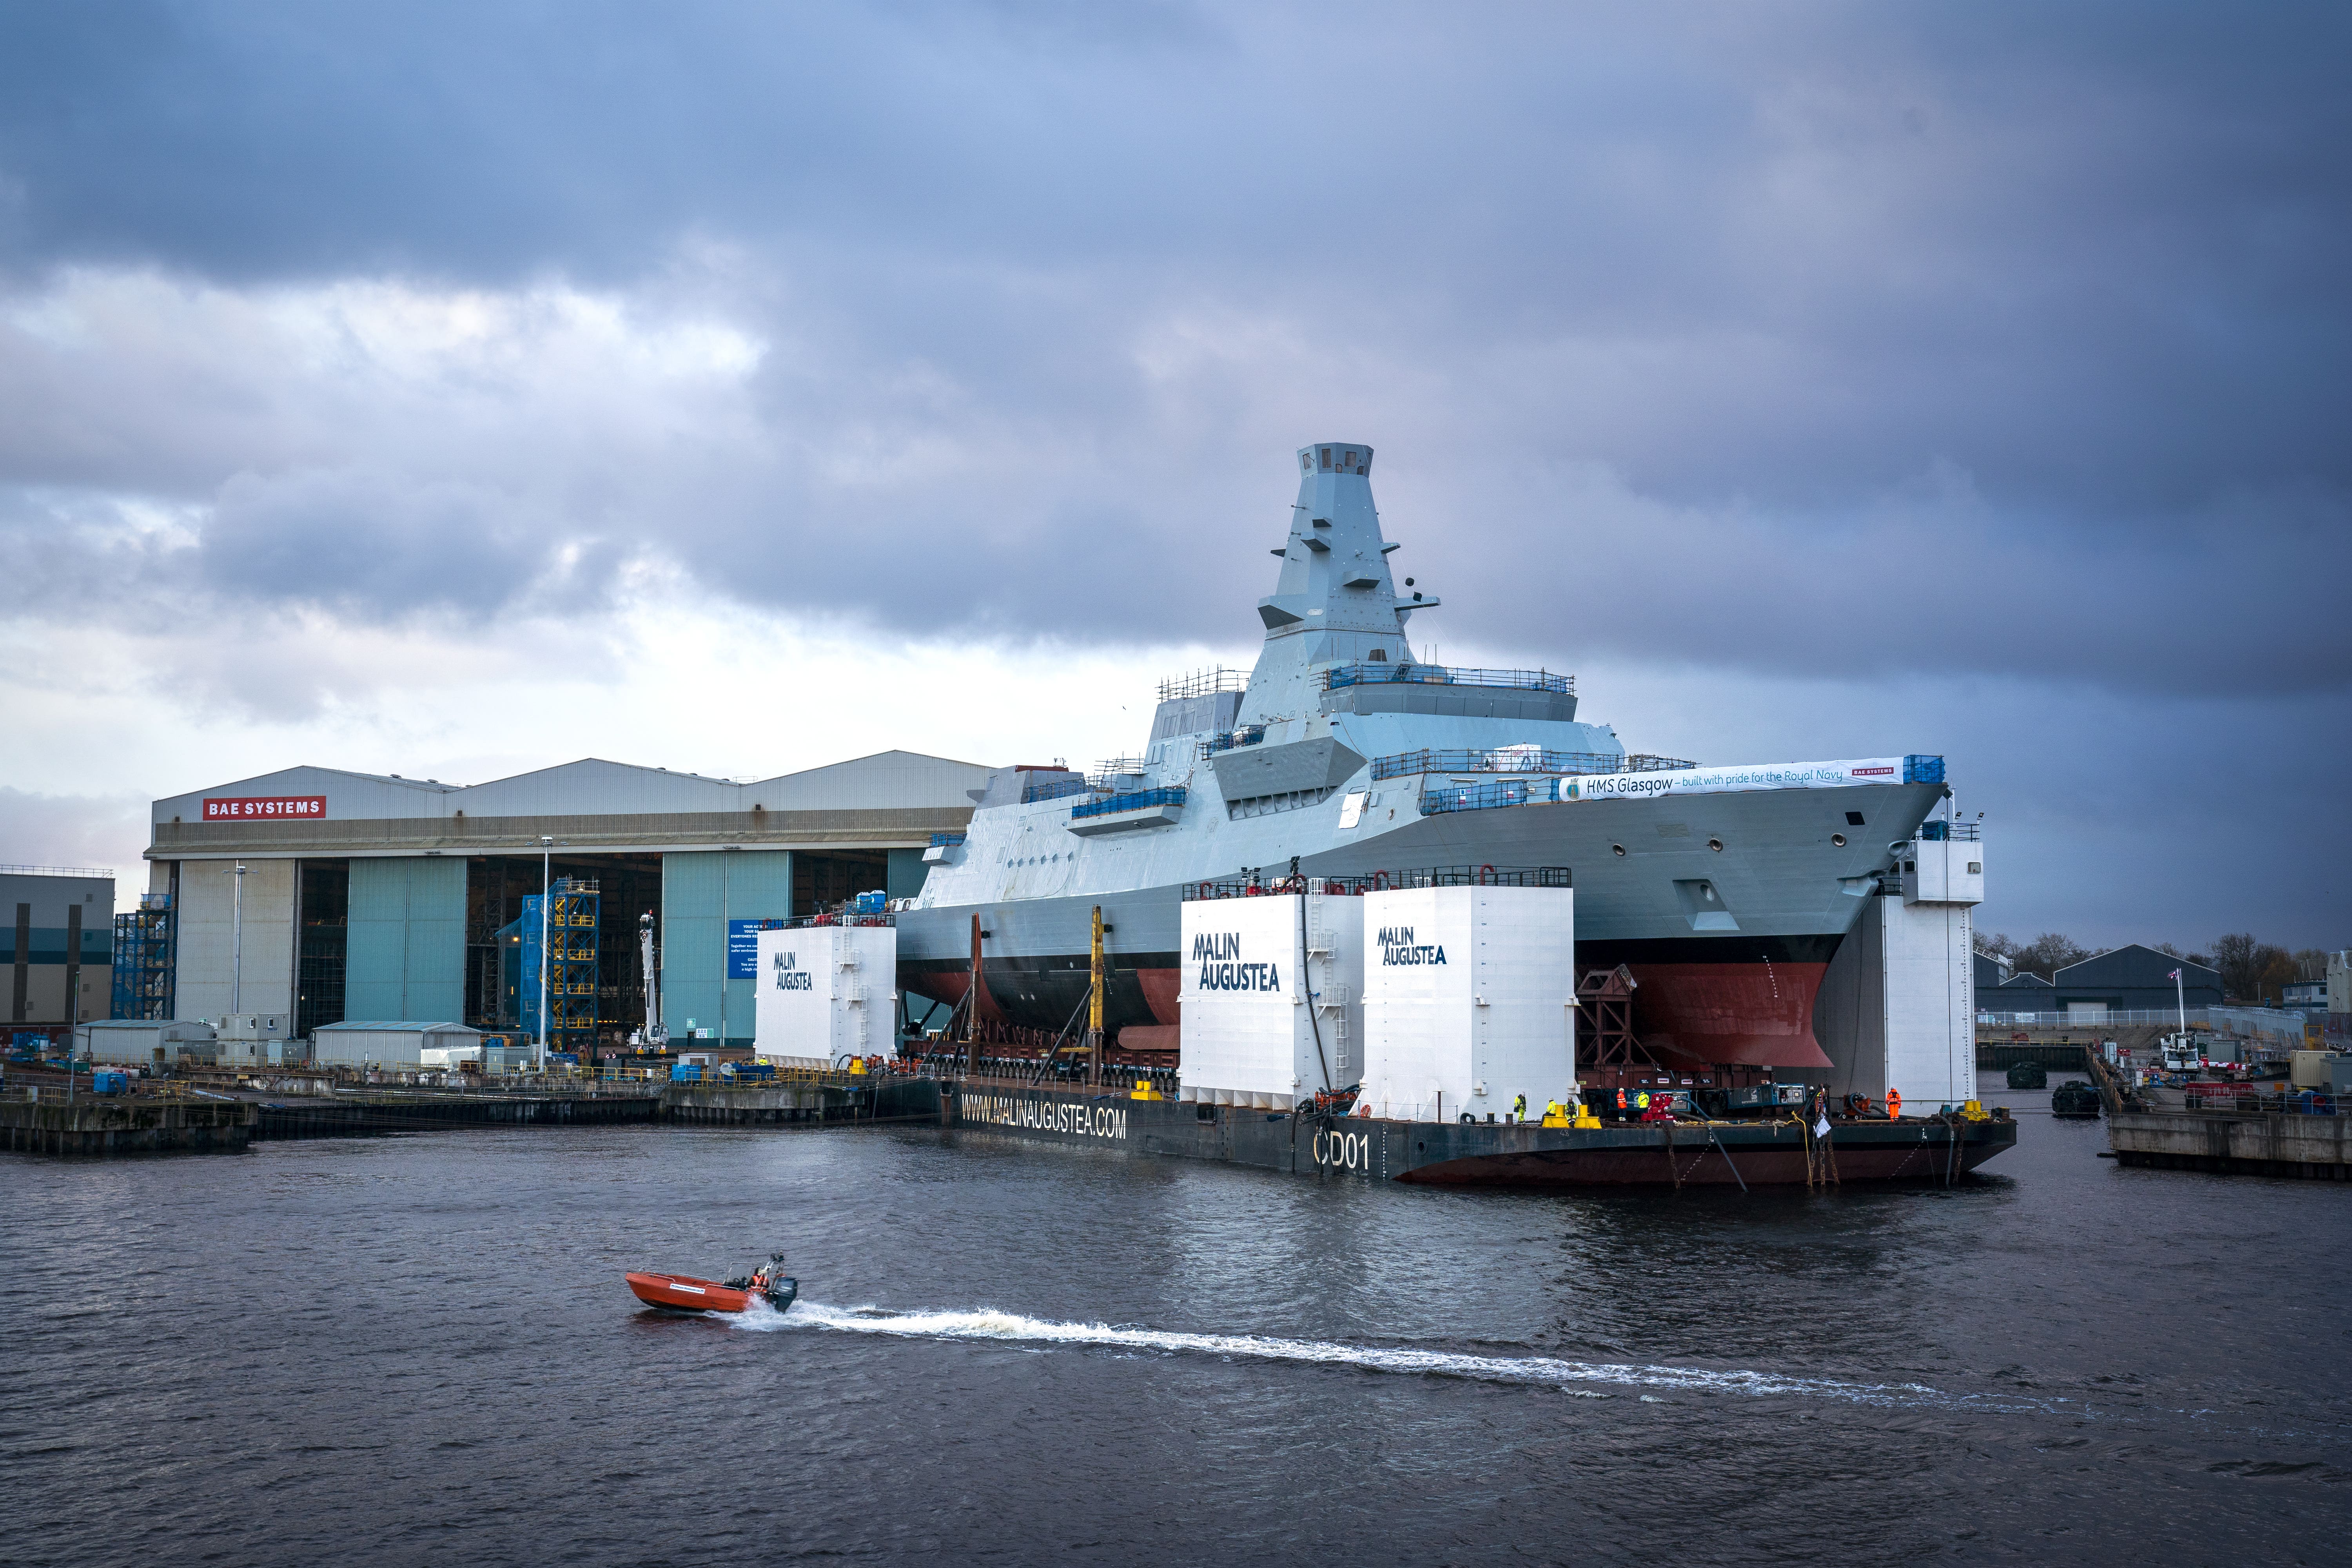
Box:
left=140, top=752, right=991, bottom=1051
left=6, top=867, right=115, bottom=1034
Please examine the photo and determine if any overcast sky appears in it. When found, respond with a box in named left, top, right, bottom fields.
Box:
left=1, top=2, right=2345, bottom=949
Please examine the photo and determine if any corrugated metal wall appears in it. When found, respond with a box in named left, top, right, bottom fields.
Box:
left=345, top=857, right=466, bottom=1022
left=661, top=851, right=791, bottom=1048
left=173, top=860, right=294, bottom=1022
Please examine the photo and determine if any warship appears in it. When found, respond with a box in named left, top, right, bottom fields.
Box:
left=896, top=441, right=1950, bottom=1072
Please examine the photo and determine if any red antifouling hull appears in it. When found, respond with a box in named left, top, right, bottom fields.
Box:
left=1626, top=961, right=1834, bottom=1069
left=918, top=968, right=1003, bottom=1025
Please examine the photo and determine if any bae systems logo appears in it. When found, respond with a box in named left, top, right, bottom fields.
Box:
left=771, top=951, right=812, bottom=991
left=202, top=795, right=327, bottom=820
left=1850, top=766, right=1895, bottom=777
left=1376, top=926, right=1448, bottom=966
left=1191, top=931, right=1281, bottom=992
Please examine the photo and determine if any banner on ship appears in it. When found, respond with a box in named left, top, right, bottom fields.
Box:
left=1559, top=758, right=1907, bottom=802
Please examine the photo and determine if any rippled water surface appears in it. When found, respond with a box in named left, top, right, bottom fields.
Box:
left=5, top=1072, right=2347, bottom=1566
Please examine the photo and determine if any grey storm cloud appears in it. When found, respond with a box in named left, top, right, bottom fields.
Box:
left=0, top=1, right=2347, bottom=697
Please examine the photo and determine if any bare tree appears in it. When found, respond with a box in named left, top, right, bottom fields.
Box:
left=2256, top=948, right=2299, bottom=1003
left=2211, top=933, right=2293, bottom=1002
left=2014, top=932, right=2092, bottom=981
left=2211, top=933, right=2257, bottom=997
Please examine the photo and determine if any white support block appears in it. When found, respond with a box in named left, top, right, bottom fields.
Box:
left=1882, top=898, right=1976, bottom=1109
left=1361, top=885, right=1576, bottom=1124
left=1814, top=835, right=1982, bottom=1111
left=755, top=924, right=898, bottom=1069
left=1178, top=893, right=1365, bottom=1109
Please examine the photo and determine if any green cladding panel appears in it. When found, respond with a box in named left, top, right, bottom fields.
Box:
left=886, top=849, right=929, bottom=901
left=345, top=857, right=467, bottom=1022
left=661, top=851, right=791, bottom=1048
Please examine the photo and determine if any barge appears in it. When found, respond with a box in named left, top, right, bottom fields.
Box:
left=941, top=1078, right=2014, bottom=1187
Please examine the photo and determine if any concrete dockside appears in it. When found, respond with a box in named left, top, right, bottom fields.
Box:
left=2, top=1094, right=256, bottom=1155
left=253, top=1091, right=660, bottom=1140
left=2104, top=1107, right=2351, bottom=1179
left=4, top=1073, right=949, bottom=1154
left=656, top=1078, right=941, bottom=1126
left=2086, top=1054, right=2350, bottom=1180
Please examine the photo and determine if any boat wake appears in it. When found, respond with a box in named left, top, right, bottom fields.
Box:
left=724, top=1297, right=1943, bottom=1406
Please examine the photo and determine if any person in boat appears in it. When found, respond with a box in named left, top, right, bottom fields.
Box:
left=723, top=1253, right=790, bottom=1294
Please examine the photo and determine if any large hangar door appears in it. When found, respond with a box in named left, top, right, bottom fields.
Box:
left=347, top=857, right=466, bottom=1022
left=662, top=851, right=791, bottom=1050
left=172, top=859, right=298, bottom=1021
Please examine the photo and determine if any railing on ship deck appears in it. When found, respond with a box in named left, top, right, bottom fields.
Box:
left=1182, top=864, right=1571, bottom=898
left=1369, top=748, right=1692, bottom=780
left=1323, top=662, right=1573, bottom=694
left=1198, top=726, right=1266, bottom=758
left=1070, top=787, right=1187, bottom=820
left=1420, top=778, right=1568, bottom=814
left=1976, top=1009, right=2236, bottom=1028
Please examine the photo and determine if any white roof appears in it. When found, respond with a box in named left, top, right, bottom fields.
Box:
left=152, top=750, right=994, bottom=825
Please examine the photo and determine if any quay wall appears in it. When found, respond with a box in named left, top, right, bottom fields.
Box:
left=2084, top=1051, right=2350, bottom=1179
left=256, top=1093, right=658, bottom=1140
left=659, top=1076, right=940, bottom=1125
left=1, top=1095, right=254, bottom=1156
left=2107, top=1110, right=2351, bottom=1179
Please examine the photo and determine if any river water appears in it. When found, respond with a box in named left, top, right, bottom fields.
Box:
left=5, top=1072, right=2347, bottom=1566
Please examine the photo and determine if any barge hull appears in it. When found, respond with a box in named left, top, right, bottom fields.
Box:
left=945, top=1082, right=2014, bottom=1187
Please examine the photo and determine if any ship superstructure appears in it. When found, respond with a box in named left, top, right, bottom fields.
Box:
left=899, top=441, right=1949, bottom=1069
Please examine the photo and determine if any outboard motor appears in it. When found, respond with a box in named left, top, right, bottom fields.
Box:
left=754, top=1252, right=798, bottom=1313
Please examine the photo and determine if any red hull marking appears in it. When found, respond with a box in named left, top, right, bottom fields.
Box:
left=900, top=967, right=1003, bottom=1025
left=1626, top=961, right=1834, bottom=1069
left=1136, top=968, right=1181, bottom=1027
left=1116, top=1022, right=1180, bottom=1054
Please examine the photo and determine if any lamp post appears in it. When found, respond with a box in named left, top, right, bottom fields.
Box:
left=230, top=862, right=247, bottom=1016
left=718, top=848, right=735, bottom=1051
left=538, top=836, right=554, bottom=1066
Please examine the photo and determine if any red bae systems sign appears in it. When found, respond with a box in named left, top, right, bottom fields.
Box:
left=202, top=796, right=328, bottom=821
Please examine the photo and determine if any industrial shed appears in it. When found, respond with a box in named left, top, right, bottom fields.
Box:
left=2050, top=945, right=2223, bottom=1015
left=312, top=1021, right=481, bottom=1070
left=141, top=750, right=993, bottom=1056
left=75, top=1018, right=218, bottom=1065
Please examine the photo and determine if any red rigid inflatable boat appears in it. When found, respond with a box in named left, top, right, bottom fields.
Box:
left=625, top=1255, right=797, bottom=1314
left=627, top=1272, right=754, bottom=1312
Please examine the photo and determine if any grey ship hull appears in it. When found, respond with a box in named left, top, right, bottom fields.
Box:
left=899, top=779, right=1942, bottom=1064
left=896, top=438, right=1948, bottom=1067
